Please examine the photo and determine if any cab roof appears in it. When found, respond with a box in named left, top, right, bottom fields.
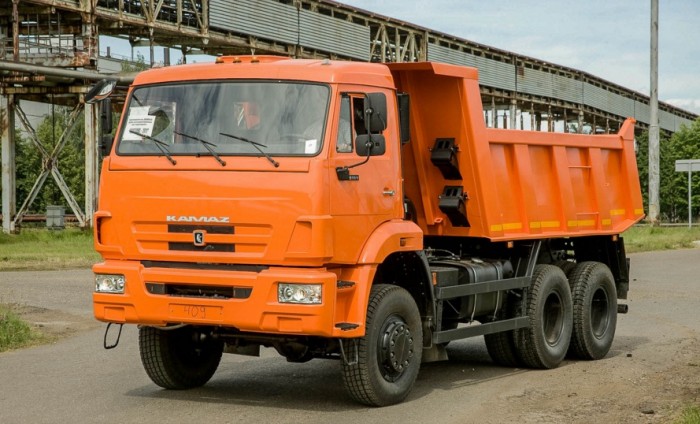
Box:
left=132, top=56, right=395, bottom=89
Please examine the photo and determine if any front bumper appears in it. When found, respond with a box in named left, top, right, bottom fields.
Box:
left=92, top=260, right=356, bottom=338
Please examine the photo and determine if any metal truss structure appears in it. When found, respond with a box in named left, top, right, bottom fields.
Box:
left=0, top=0, right=697, bottom=232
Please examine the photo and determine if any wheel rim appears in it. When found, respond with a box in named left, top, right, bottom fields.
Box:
left=590, top=287, right=610, bottom=339
left=377, top=314, right=414, bottom=382
left=543, top=291, right=564, bottom=346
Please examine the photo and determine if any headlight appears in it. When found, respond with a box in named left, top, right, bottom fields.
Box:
left=278, top=283, right=322, bottom=304
left=95, top=274, right=125, bottom=293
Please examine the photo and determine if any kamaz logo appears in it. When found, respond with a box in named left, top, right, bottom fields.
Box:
left=166, top=215, right=230, bottom=223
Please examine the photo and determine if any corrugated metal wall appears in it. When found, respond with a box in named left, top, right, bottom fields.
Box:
left=299, top=10, right=369, bottom=61
left=209, top=0, right=369, bottom=60
left=210, top=0, right=298, bottom=45
left=426, top=43, right=693, bottom=131
left=207, top=1, right=692, bottom=131
left=550, top=73, right=582, bottom=104
left=427, top=43, right=515, bottom=91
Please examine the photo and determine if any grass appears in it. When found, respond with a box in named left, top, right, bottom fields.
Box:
left=0, top=228, right=100, bottom=271
left=0, top=225, right=697, bottom=271
left=0, top=304, right=45, bottom=352
left=623, top=225, right=700, bottom=253
left=675, top=405, right=700, bottom=424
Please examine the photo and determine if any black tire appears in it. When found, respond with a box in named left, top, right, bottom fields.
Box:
left=484, top=293, right=523, bottom=367
left=341, top=284, right=423, bottom=406
left=139, top=326, right=224, bottom=390
left=567, top=261, right=618, bottom=360
left=553, top=260, right=577, bottom=279
left=484, top=331, right=521, bottom=367
left=515, top=265, right=573, bottom=369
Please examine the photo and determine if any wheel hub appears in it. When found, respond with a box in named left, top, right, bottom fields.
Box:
left=378, top=316, right=414, bottom=380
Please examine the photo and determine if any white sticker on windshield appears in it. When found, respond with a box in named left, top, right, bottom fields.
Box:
left=123, top=107, right=156, bottom=140
left=305, top=139, right=318, bottom=154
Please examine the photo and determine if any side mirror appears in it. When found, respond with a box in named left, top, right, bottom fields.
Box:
left=85, top=79, right=116, bottom=104
left=100, top=98, right=113, bottom=135
left=100, top=135, right=114, bottom=156
left=397, top=92, right=410, bottom=144
left=355, top=134, right=385, bottom=156
left=364, top=93, right=387, bottom=133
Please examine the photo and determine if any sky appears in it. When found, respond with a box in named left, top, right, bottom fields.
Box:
left=339, top=0, right=700, bottom=114
left=106, top=0, right=700, bottom=114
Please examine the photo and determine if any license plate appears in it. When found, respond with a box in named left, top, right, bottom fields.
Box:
left=169, top=304, right=223, bottom=321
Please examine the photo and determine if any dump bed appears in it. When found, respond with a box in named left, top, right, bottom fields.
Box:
left=389, top=62, right=644, bottom=241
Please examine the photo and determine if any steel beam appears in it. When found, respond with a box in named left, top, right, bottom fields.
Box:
left=0, top=60, right=135, bottom=83
left=1, top=94, right=16, bottom=233
left=84, top=98, right=98, bottom=226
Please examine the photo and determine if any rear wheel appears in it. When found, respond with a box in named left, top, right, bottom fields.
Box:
left=567, top=262, right=617, bottom=360
left=341, top=284, right=423, bottom=406
left=553, top=260, right=577, bottom=279
left=515, top=265, right=573, bottom=369
left=485, top=293, right=523, bottom=367
left=139, top=326, right=224, bottom=389
left=485, top=331, right=521, bottom=367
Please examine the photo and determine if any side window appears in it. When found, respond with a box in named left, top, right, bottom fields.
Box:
left=336, top=94, right=368, bottom=153
left=337, top=95, right=353, bottom=153
left=352, top=97, right=367, bottom=135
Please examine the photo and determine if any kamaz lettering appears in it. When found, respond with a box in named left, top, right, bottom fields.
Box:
left=165, top=216, right=230, bottom=223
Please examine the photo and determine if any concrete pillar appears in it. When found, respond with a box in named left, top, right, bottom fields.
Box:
left=509, top=99, right=517, bottom=130
left=578, top=110, right=584, bottom=134
left=490, top=97, right=496, bottom=128
left=84, top=99, right=98, bottom=227
left=1, top=95, right=16, bottom=233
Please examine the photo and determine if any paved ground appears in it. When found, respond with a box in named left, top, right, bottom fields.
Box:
left=1, top=249, right=699, bottom=423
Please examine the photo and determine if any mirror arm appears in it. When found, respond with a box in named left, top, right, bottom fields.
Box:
left=335, top=142, right=373, bottom=181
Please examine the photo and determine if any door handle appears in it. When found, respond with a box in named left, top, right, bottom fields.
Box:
left=382, top=189, right=396, bottom=196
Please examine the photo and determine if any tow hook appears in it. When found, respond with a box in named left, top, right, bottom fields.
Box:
left=103, top=323, right=123, bottom=349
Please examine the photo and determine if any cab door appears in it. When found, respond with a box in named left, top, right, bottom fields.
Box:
left=328, top=90, right=402, bottom=262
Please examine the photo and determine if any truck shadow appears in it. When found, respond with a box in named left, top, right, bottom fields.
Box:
left=125, top=338, right=551, bottom=410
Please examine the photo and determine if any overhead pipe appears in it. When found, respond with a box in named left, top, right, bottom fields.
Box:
left=0, top=60, right=136, bottom=84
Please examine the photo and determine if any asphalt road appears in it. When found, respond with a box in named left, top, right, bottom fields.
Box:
left=1, top=249, right=699, bottom=423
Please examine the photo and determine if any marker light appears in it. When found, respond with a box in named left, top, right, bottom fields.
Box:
left=278, top=283, right=322, bottom=304
left=95, top=274, right=126, bottom=294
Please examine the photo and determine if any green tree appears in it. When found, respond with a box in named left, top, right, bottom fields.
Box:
left=120, top=51, right=149, bottom=73
left=14, top=107, right=85, bottom=214
left=636, top=119, right=700, bottom=223
left=664, top=120, right=700, bottom=223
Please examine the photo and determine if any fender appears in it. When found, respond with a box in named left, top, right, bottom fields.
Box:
left=331, top=220, right=425, bottom=338
left=357, top=219, right=423, bottom=264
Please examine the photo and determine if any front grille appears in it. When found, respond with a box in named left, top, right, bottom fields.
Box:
left=168, top=242, right=235, bottom=252
left=167, top=224, right=234, bottom=234
left=141, top=261, right=268, bottom=272
left=146, top=283, right=252, bottom=299
left=167, top=224, right=235, bottom=252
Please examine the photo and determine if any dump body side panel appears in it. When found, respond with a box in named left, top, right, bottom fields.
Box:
left=389, top=62, right=644, bottom=241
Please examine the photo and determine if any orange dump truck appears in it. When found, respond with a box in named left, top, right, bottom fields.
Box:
left=92, top=56, right=644, bottom=406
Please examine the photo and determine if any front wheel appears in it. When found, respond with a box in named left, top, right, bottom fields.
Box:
left=341, top=284, right=423, bottom=406
left=139, top=326, right=224, bottom=390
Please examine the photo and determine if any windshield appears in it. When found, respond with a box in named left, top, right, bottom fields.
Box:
left=117, top=81, right=329, bottom=157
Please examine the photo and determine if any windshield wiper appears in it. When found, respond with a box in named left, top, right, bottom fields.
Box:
left=219, top=132, right=279, bottom=168
left=128, top=130, right=177, bottom=165
left=173, top=131, right=226, bottom=167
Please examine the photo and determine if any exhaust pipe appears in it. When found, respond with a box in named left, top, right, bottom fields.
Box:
left=617, top=304, right=629, bottom=314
